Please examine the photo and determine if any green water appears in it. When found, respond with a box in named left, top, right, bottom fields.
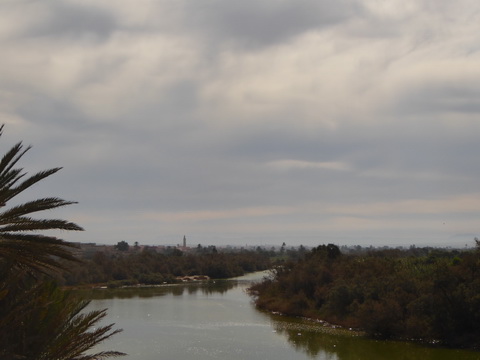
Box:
left=84, top=274, right=479, bottom=359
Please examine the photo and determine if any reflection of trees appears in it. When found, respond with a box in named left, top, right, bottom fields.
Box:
left=269, top=315, right=468, bottom=360
left=187, top=285, right=198, bottom=294
left=76, top=280, right=239, bottom=300
left=283, top=330, right=337, bottom=359
left=170, top=286, right=185, bottom=296
left=200, top=280, right=237, bottom=295
left=270, top=315, right=340, bottom=359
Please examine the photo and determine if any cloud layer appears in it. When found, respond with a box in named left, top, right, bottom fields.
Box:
left=1, top=0, right=479, bottom=247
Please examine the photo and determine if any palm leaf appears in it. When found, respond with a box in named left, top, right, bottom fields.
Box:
left=0, top=280, right=125, bottom=359
left=0, top=218, right=83, bottom=232
left=0, top=126, right=124, bottom=359
left=0, top=197, right=79, bottom=220
left=0, top=168, right=63, bottom=206
left=0, top=234, right=79, bottom=273
left=0, top=142, right=30, bottom=182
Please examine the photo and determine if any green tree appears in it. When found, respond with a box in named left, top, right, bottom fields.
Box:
left=115, top=240, right=130, bottom=251
left=0, top=126, right=124, bottom=359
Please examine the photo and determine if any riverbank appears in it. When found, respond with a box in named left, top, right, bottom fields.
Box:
left=85, top=275, right=480, bottom=360
left=57, top=249, right=272, bottom=288
left=248, top=244, right=480, bottom=350
left=66, top=271, right=264, bottom=290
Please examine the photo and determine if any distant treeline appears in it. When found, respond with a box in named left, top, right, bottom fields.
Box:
left=57, top=246, right=274, bottom=287
left=249, top=243, right=480, bottom=349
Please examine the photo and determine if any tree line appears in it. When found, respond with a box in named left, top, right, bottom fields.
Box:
left=249, top=243, right=480, bottom=349
left=57, top=245, right=273, bottom=287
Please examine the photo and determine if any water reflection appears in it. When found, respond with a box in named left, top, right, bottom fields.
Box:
left=269, top=314, right=478, bottom=360
left=75, top=280, right=238, bottom=300
left=83, top=275, right=480, bottom=360
left=270, top=315, right=346, bottom=359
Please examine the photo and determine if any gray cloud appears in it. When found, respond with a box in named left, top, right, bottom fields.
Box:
left=0, top=0, right=479, bottom=247
left=185, top=0, right=362, bottom=48
left=23, top=1, right=117, bottom=41
left=396, top=83, right=480, bottom=116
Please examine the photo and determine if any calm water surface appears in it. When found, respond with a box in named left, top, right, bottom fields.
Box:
left=85, top=272, right=479, bottom=360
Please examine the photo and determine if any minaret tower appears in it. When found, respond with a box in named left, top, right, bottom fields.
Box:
left=183, top=235, right=186, bottom=248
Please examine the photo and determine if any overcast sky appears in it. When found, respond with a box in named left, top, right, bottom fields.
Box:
left=1, top=0, right=479, bottom=248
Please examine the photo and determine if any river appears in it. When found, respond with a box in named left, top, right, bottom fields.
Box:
left=84, top=272, right=479, bottom=359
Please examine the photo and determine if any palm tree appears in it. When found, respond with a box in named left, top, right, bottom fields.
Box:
left=0, top=125, right=125, bottom=359
left=1, top=280, right=125, bottom=359
left=0, top=126, right=81, bottom=274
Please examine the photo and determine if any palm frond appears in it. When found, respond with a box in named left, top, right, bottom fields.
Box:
left=0, top=218, right=84, bottom=232
left=0, top=167, right=25, bottom=194
left=0, top=125, right=124, bottom=359
left=0, top=168, right=62, bottom=205
left=0, top=280, right=125, bottom=359
left=0, top=142, right=30, bottom=180
left=33, top=286, right=125, bottom=360
left=0, top=197, right=79, bottom=222
left=74, top=351, right=127, bottom=360
left=0, top=235, right=79, bottom=273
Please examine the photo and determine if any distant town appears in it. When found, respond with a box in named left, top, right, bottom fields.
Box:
left=72, top=236, right=472, bottom=260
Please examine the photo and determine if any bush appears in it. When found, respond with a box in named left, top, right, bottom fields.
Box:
left=249, top=243, right=480, bottom=349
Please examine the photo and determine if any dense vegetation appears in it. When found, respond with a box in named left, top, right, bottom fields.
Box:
left=0, top=126, right=123, bottom=359
left=58, top=246, right=273, bottom=287
left=249, top=243, right=480, bottom=349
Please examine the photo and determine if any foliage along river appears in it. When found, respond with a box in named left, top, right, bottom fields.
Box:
left=85, top=272, right=478, bottom=360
